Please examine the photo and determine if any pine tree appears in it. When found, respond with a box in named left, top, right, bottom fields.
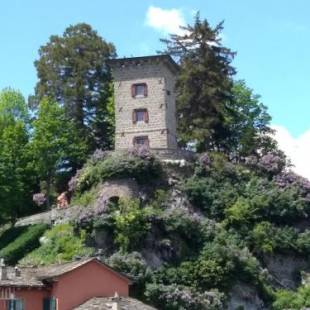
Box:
left=162, top=14, right=236, bottom=152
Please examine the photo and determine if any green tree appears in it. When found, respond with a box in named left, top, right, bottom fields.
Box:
left=162, top=14, right=236, bottom=151
left=29, top=99, right=87, bottom=206
left=0, top=88, right=29, bottom=132
left=33, top=23, right=116, bottom=152
left=0, top=89, right=34, bottom=222
left=0, top=122, right=34, bottom=222
left=228, top=80, right=276, bottom=157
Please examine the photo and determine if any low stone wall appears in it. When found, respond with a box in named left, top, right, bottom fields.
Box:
left=15, top=210, right=53, bottom=227
left=15, top=178, right=139, bottom=227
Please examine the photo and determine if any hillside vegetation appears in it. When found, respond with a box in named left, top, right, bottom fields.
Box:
left=15, top=150, right=310, bottom=309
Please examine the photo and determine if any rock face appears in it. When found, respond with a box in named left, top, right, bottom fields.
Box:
left=97, top=179, right=139, bottom=202
left=227, top=283, right=266, bottom=310
left=263, top=254, right=309, bottom=289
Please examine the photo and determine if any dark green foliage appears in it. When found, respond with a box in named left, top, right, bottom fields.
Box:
left=29, top=99, right=87, bottom=205
left=33, top=23, right=116, bottom=151
left=162, top=14, right=235, bottom=151
left=73, top=152, right=161, bottom=193
left=106, top=251, right=152, bottom=299
left=228, top=80, right=275, bottom=157
left=0, top=224, right=48, bottom=265
left=0, top=226, right=29, bottom=250
left=0, top=89, right=36, bottom=221
left=163, top=16, right=276, bottom=157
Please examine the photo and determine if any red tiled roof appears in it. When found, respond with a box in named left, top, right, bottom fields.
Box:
left=0, top=258, right=131, bottom=287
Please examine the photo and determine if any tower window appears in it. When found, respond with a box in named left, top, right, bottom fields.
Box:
left=133, top=136, right=149, bottom=147
left=132, top=83, right=147, bottom=98
left=133, top=109, right=149, bottom=124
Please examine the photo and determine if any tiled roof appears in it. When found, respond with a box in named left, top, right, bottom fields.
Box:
left=74, top=297, right=157, bottom=310
left=0, top=267, right=43, bottom=287
left=0, top=258, right=131, bottom=287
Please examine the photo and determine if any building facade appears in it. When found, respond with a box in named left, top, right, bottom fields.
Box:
left=0, top=258, right=131, bottom=310
left=109, top=55, right=178, bottom=150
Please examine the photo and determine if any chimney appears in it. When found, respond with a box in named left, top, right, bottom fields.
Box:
left=0, top=258, right=7, bottom=280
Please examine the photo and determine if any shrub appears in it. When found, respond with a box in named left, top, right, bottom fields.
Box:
left=106, top=251, right=152, bottom=298
left=20, top=224, right=93, bottom=265
left=0, top=225, right=28, bottom=250
left=184, top=176, right=237, bottom=219
left=145, top=283, right=225, bottom=310
left=273, top=285, right=310, bottom=309
left=70, top=185, right=99, bottom=207
left=73, top=152, right=161, bottom=193
left=0, top=224, right=48, bottom=264
left=114, top=199, right=150, bottom=252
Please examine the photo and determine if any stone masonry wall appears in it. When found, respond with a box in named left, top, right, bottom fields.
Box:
left=113, top=61, right=177, bottom=150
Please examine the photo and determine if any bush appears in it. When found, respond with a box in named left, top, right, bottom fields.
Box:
left=273, top=285, right=310, bottom=309
left=20, top=224, right=93, bottom=265
left=73, top=152, right=161, bottom=193
left=145, top=283, right=225, bottom=310
left=184, top=176, right=237, bottom=219
left=113, top=199, right=150, bottom=252
left=106, top=251, right=152, bottom=298
left=0, top=224, right=48, bottom=264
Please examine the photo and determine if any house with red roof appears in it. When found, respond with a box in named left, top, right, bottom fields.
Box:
left=0, top=258, right=152, bottom=310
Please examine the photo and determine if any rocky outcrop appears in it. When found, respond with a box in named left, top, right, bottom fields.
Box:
left=263, top=254, right=309, bottom=289
left=227, top=282, right=266, bottom=310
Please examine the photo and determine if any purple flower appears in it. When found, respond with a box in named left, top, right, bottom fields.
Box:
left=199, top=152, right=211, bottom=169
left=90, top=149, right=107, bottom=163
left=258, top=153, right=286, bottom=174
left=33, top=193, right=46, bottom=206
left=68, top=169, right=82, bottom=193
left=128, top=145, right=152, bottom=160
left=275, top=171, right=310, bottom=194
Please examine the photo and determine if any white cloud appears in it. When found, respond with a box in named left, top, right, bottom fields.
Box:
left=272, top=125, right=310, bottom=180
left=145, top=6, right=186, bottom=35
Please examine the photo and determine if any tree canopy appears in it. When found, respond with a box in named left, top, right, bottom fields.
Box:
left=33, top=23, right=116, bottom=152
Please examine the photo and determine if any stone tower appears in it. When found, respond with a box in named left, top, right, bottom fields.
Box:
left=109, top=55, right=178, bottom=150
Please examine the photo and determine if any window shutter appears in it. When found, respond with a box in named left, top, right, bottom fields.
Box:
left=144, top=110, right=149, bottom=123
left=144, top=84, right=148, bottom=97
left=131, top=84, right=135, bottom=97
left=132, top=110, right=137, bottom=124
left=15, top=300, right=24, bottom=310
left=51, top=298, right=57, bottom=310
left=43, top=298, right=50, bottom=310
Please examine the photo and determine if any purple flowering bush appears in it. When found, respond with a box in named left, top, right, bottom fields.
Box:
left=245, top=152, right=286, bottom=175
left=127, top=145, right=152, bottom=160
left=32, top=193, right=47, bottom=206
left=145, top=283, right=225, bottom=310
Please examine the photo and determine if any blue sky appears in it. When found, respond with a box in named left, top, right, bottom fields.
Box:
left=0, top=0, right=309, bottom=177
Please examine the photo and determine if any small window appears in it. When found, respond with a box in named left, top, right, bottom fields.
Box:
left=132, top=109, right=149, bottom=124
left=131, top=83, right=147, bottom=98
left=6, top=299, right=24, bottom=310
left=133, top=136, right=149, bottom=147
